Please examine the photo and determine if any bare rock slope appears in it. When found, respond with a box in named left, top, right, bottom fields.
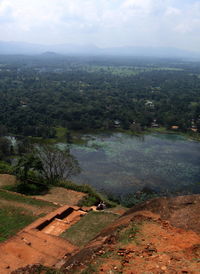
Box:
left=61, top=195, right=200, bottom=273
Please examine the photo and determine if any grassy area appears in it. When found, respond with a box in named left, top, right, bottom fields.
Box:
left=58, top=181, right=117, bottom=208
left=0, top=205, right=37, bottom=242
left=144, top=127, right=200, bottom=141
left=145, top=127, right=174, bottom=134
left=29, top=127, right=86, bottom=145
left=71, top=219, right=141, bottom=273
left=61, top=211, right=118, bottom=247
left=0, top=161, right=15, bottom=174
left=0, top=189, right=58, bottom=242
left=181, top=131, right=200, bottom=141
left=0, top=189, right=58, bottom=208
left=55, top=127, right=67, bottom=139
left=118, top=222, right=140, bottom=245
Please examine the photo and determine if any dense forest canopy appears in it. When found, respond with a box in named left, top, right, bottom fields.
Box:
left=0, top=55, right=200, bottom=137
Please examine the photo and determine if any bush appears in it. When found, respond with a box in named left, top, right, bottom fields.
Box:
left=119, top=189, right=158, bottom=208
left=0, top=161, right=14, bottom=174
left=78, top=195, right=99, bottom=207
left=4, top=181, right=50, bottom=195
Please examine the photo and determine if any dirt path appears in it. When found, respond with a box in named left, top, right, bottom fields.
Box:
left=0, top=174, right=16, bottom=187
left=33, top=187, right=86, bottom=206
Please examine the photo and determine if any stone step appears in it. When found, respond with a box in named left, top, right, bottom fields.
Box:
left=42, top=218, right=69, bottom=236
left=41, top=210, right=87, bottom=236
left=63, top=210, right=87, bottom=223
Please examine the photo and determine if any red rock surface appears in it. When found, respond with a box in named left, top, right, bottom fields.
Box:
left=61, top=195, right=200, bottom=274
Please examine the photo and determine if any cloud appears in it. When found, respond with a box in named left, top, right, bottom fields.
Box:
left=165, top=7, right=181, bottom=16
left=0, top=0, right=199, bottom=51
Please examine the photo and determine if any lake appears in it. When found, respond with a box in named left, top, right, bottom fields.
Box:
left=60, top=132, right=200, bottom=200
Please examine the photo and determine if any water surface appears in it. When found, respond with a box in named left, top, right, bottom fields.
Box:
left=61, top=133, right=200, bottom=198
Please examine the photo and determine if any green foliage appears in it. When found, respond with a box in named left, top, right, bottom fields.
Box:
left=118, top=222, right=140, bottom=244
left=0, top=56, right=200, bottom=135
left=14, top=153, right=43, bottom=181
left=13, top=182, right=49, bottom=195
left=78, top=195, right=99, bottom=207
left=120, top=192, right=158, bottom=208
left=0, top=137, right=13, bottom=160
left=0, top=161, right=14, bottom=174
left=55, top=127, right=67, bottom=140
left=12, top=145, right=81, bottom=194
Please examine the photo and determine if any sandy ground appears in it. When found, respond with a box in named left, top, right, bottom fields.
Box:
left=0, top=228, right=76, bottom=273
left=0, top=174, right=16, bottom=187
left=33, top=187, right=86, bottom=206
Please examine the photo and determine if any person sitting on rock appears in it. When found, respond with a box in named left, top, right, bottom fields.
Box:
left=97, top=201, right=106, bottom=210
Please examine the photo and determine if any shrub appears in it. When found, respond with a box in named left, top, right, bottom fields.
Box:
left=4, top=181, right=50, bottom=195
left=0, top=161, right=14, bottom=174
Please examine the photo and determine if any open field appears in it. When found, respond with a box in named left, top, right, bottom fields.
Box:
left=83, top=65, right=184, bottom=77
left=0, top=205, right=36, bottom=242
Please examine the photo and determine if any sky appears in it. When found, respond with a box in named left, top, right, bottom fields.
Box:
left=0, top=0, right=200, bottom=52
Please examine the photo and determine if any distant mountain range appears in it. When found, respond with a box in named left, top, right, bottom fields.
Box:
left=0, top=41, right=200, bottom=59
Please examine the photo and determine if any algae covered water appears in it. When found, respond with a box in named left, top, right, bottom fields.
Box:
left=61, top=132, right=200, bottom=199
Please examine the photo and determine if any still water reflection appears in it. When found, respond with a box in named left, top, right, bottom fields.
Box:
left=60, top=133, right=200, bottom=199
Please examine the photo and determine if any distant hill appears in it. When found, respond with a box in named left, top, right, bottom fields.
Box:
left=0, top=40, right=200, bottom=59
left=0, top=41, right=45, bottom=55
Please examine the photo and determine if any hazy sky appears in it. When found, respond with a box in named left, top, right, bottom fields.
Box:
left=0, top=0, right=200, bottom=51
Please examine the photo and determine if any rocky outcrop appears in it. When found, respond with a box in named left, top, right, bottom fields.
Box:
left=61, top=195, right=200, bottom=273
left=123, top=194, right=200, bottom=234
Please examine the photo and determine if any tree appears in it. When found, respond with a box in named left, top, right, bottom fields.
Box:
left=0, top=137, right=12, bottom=160
left=15, top=153, right=42, bottom=181
left=0, top=125, right=8, bottom=137
left=35, top=145, right=80, bottom=184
